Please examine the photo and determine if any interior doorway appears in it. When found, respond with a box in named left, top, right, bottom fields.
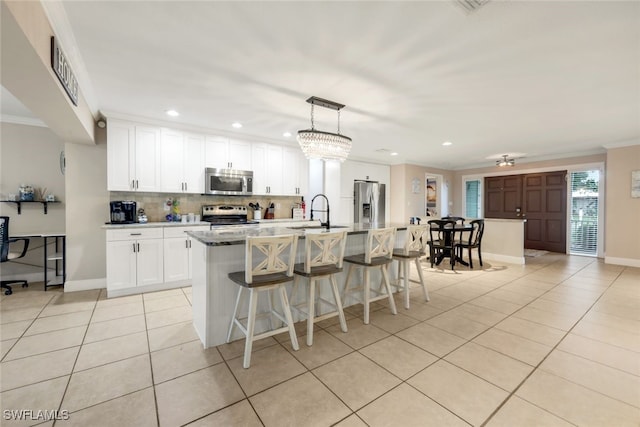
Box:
left=425, top=174, right=447, bottom=217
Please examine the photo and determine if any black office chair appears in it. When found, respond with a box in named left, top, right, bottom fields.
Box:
left=456, top=219, right=485, bottom=269
left=1, top=216, right=30, bottom=295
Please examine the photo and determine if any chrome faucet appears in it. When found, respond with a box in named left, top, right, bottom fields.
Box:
left=310, top=194, right=330, bottom=229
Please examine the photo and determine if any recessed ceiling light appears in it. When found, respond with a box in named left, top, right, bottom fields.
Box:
left=283, top=132, right=292, bottom=137
left=166, top=109, right=179, bottom=117
left=390, top=152, right=399, bottom=156
left=232, top=122, right=242, bottom=129
left=442, top=141, right=452, bottom=146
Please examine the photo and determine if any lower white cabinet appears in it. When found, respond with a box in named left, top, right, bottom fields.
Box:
left=106, top=225, right=208, bottom=297
left=106, top=228, right=164, bottom=292
left=163, top=226, right=209, bottom=282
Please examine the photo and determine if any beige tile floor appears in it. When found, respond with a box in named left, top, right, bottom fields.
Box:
left=1, top=253, right=639, bottom=426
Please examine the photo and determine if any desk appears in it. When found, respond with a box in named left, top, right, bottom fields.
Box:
left=10, top=232, right=65, bottom=291
left=429, top=224, right=472, bottom=267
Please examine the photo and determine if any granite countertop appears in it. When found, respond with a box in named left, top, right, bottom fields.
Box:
left=102, top=221, right=211, bottom=229
left=187, top=222, right=409, bottom=246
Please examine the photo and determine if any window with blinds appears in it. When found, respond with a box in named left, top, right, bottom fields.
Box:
left=569, top=171, right=599, bottom=256
left=465, top=180, right=481, bottom=218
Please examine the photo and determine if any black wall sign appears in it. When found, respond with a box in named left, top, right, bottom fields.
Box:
left=51, top=36, right=79, bottom=106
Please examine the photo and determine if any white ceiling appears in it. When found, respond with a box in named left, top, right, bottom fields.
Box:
left=8, top=1, right=640, bottom=169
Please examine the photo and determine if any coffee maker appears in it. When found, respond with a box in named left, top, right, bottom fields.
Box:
left=110, top=201, right=137, bottom=224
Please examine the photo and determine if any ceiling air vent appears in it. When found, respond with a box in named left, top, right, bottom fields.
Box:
left=454, top=0, right=490, bottom=13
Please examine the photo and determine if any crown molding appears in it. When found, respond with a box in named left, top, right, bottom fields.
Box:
left=0, top=114, right=47, bottom=128
left=602, top=139, right=640, bottom=149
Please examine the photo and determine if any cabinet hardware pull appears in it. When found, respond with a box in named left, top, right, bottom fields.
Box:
left=136, top=180, right=139, bottom=189
left=185, top=240, right=189, bottom=248
left=185, top=182, right=187, bottom=191
left=130, top=233, right=142, bottom=236
left=132, top=180, right=135, bottom=190
left=137, top=243, right=140, bottom=251
left=132, top=243, right=136, bottom=252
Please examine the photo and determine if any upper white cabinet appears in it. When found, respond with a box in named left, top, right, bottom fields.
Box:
left=340, top=160, right=390, bottom=197
left=107, top=118, right=310, bottom=197
left=160, top=129, right=204, bottom=194
left=252, top=143, right=283, bottom=195
left=107, top=119, right=161, bottom=192
left=282, top=147, right=308, bottom=196
left=107, top=120, right=134, bottom=191
left=205, top=137, right=251, bottom=171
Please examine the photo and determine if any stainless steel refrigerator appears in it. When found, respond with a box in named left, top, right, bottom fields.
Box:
left=354, top=180, right=385, bottom=224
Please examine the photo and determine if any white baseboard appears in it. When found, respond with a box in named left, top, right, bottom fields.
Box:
left=604, top=256, right=640, bottom=268
left=107, top=280, right=191, bottom=298
left=482, top=252, right=525, bottom=265
left=64, top=278, right=106, bottom=292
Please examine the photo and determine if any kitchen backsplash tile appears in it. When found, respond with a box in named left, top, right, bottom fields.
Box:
left=109, top=192, right=303, bottom=222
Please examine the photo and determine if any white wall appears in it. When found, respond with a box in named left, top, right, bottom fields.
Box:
left=64, top=128, right=109, bottom=288
left=0, top=122, right=66, bottom=281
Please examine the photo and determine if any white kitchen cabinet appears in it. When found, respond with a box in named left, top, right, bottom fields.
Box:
left=205, top=136, right=251, bottom=171
left=251, top=143, right=283, bottom=195
left=282, top=147, right=308, bottom=196
left=183, top=134, right=205, bottom=193
left=161, top=130, right=205, bottom=193
left=134, top=126, right=162, bottom=192
left=107, top=120, right=134, bottom=191
left=340, top=160, right=390, bottom=197
left=163, top=226, right=209, bottom=282
left=106, top=228, right=164, bottom=293
left=107, top=119, right=161, bottom=192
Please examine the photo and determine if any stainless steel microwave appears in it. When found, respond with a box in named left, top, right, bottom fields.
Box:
left=205, top=168, right=253, bottom=196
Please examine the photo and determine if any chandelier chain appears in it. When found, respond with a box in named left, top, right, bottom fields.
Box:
left=310, top=103, right=315, bottom=130
left=337, top=110, right=340, bottom=134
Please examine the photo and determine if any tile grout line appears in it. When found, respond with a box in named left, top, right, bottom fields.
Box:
left=52, top=288, right=102, bottom=426
left=479, top=258, right=628, bottom=426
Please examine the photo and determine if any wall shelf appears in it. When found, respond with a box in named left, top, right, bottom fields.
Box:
left=1, top=200, right=60, bottom=214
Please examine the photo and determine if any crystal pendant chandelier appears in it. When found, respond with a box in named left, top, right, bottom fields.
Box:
left=496, top=154, right=515, bottom=167
left=297, top=96, right=352, bottom=162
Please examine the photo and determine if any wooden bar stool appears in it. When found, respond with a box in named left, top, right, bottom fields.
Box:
left=342, top=227, right=397, bottom=324
left=290, top=230, right=348, bottom=346
left=392, top=225, right=430, bottom=309
left=226, top=234, right=300, bottom=368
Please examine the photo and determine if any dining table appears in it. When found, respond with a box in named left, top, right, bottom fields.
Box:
left=429, top=223, right=473, bottom=267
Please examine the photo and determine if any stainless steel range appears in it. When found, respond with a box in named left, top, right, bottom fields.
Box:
left=201, top=205, right=258, bottom=227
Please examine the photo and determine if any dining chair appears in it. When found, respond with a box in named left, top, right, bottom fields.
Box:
left=342, top=227, right=397, bottom=324
left=290, top=230, right=348, bottom=346
left=1, top=216, right=30, bottom=295
left=456, top=219, right=485, bottom=268
left=392, top=225, right=429, bottom=309
left=226, top=234, right=299, bottom=368
left=426, top=219, right=457, bottom=270
left=442, top=216, right=465, bottom=225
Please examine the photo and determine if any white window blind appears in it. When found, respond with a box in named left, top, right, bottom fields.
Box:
left=465, top=180, right=480, bottom=218
left=569, top=171, right=599, bottom=256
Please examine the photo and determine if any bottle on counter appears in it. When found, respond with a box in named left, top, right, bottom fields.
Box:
left=301, top=197, right=306, bottom=219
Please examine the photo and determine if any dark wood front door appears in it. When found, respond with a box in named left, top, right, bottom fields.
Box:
left=523, top=171, right=567, bottom=252
left=485, top=171, right=567, bottom=253
left=485, top=175, right=523, bottom=219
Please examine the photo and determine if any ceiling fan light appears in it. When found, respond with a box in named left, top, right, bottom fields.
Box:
left=496, top=155, right=515, bottom=167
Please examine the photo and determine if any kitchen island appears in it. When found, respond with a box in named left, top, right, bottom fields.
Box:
left=187, top=223, right=408, bottom=348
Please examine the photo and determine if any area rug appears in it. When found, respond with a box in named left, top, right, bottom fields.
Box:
left=524, top=249, right=549, bottom=257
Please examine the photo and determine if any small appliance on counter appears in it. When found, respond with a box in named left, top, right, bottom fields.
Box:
left=109, top=201, right=137, bottom=224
